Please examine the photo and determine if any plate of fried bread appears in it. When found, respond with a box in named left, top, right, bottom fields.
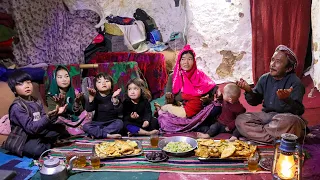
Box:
left=93, top=140, right=143, bottom=159
left=195, top=139, right=257, bottom=161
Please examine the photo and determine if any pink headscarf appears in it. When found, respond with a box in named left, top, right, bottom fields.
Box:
left=172, top=45, right=216, bottom=96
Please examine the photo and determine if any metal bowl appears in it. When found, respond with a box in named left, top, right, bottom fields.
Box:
left=145, top=151, right=169, bottom=163
left=158, top=136, right=198, bottom=157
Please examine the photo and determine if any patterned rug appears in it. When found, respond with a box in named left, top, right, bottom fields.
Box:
left=44, top=137, right=273, bottom=175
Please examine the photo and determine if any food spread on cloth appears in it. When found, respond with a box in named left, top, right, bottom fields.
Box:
left=163, top=141, right=193, bottom=153
left=94, top=140, right=142, bottom=158
left=195, top=139, right=257, bottom=159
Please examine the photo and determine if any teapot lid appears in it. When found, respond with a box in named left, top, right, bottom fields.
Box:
left=44, top=158, right=60, bottom=168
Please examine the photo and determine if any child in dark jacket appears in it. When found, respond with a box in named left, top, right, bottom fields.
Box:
left=123, top=78, right=159, bottom=135
left=2, top=70, right=69, bottom=158
left=197, top=83, right=246, bottom=140
left=83, top=73, right=123, bottom=139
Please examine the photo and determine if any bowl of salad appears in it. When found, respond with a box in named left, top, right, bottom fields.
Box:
left=158, top=136, right=198, bottom=156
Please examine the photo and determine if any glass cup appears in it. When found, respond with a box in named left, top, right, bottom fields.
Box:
left=90, top=155, right=100, bottom=170
left=150, top=134, right=159, bottom=147
left=76, top=154, right=87, bottom=168
left=248, top=152, right=259, bottom=172
left=65, top=152, right=76, bottom=165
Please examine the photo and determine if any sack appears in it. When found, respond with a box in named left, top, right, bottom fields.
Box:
left=2, top=125, right=28, bottom=157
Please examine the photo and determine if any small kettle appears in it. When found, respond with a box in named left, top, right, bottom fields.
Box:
left=39, top=149, right=77, bottom=180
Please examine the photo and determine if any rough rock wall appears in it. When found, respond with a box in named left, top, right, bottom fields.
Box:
left=64, top=0, right=253, bottom=83
left=311, top=0, right=320, bottom=90
left=186, top=0, right=252, bottom=84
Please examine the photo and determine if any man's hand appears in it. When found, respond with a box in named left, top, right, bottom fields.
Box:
left=165, top=92, right=174, bottom=104
left=235, top=78, right=252, bottom=92
left=53, top=93, right=66, bottom=106
left=142, top=121, right=149, bottom=128
left=276, top=87, right=293, bottom=100
left=130, top=112, right=139, bottom=119
left=87, top=87, right=96, bottom=102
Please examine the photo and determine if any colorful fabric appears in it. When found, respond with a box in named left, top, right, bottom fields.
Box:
left=172, top=45, right=216, bottom=96
left=58, top=111, right=90, bottom=136
left=182, top=93, right=203, bottom=118
left=8, top=0, right=98, bottom=66
left=87, top=61, right=142, bottom=99
left=44, top=64, right=81, bottom=121
left=158, top=102, right=220, bottom=132
left=88, top=52, right=168, bottom=99
left=43, top=137, right=272, bottom=174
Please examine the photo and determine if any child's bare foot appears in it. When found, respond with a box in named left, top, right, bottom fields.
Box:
left=107, top=134, right=122, bottom=139
left=229, top=136, right=238, bottom=141
left=148, top=130, right=159, bottom=135
left=196, top=132, right=210, bottom=139
left=127, top=132, right=133, bottom=137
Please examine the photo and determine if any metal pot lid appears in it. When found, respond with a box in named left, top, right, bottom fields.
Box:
left=44, top=158, right=60, bottom=168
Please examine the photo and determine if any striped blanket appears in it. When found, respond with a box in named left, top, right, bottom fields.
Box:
left=47, top=137, right=273, bottom=174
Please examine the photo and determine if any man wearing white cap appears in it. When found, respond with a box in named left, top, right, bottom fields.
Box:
left=235, top=45, right=307, bottom=143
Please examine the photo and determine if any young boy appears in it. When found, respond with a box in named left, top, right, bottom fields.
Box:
left=197, top=83, right=246, bottom=140
left=2, top=70, right=69, bottom=158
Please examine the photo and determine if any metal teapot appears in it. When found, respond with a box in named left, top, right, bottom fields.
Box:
left=39, top=149, right=77, bottom=180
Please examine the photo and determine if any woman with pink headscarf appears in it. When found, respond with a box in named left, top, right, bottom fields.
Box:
left=155, top=45, right=222, bottom=132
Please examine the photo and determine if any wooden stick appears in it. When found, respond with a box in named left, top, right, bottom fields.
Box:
left=79, top=64, right=98, bottom=69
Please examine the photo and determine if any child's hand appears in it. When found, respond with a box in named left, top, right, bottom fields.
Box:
left=75, top=89, right=84, bottom=103
left=87, top=87, right=96, bottom=97
left=112, top=88, right=121, bottom=104
left=276, top=87, right=293, bottom=100
left=48, top=104, right=67, bottom=117
left=142, top=121, right=149, bottom=128
left=87, top=87, right=96, bottom=103
left=53, top=93, right=66, bottom=106
left=112, top=88, right=121, bottom=98
left=225, top=127, right=230, bottom=132
left=130, top=112, right=139, bottom=119
left=48, top=108, right=58, bottom=117
left=57, top=104, right=68, bottom=115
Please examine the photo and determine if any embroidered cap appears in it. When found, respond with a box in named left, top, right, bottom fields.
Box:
left=275, top=45, right=297, bottom=69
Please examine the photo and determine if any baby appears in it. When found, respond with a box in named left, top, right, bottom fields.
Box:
left=197, top=83, right=246, bottom=140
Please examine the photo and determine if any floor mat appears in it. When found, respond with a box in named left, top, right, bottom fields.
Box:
left=0, top=152, right=39, bottom=180
left=43, top=137, right=273, bottom=175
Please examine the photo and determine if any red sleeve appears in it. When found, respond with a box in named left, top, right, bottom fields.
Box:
left=225, top=102, right=246, bottom=130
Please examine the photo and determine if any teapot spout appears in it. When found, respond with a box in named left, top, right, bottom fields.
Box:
left=67, top=156, right=77, bottom=171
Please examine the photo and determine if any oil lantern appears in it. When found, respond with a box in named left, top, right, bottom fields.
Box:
left=272, top=133, right=302, bottom=180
